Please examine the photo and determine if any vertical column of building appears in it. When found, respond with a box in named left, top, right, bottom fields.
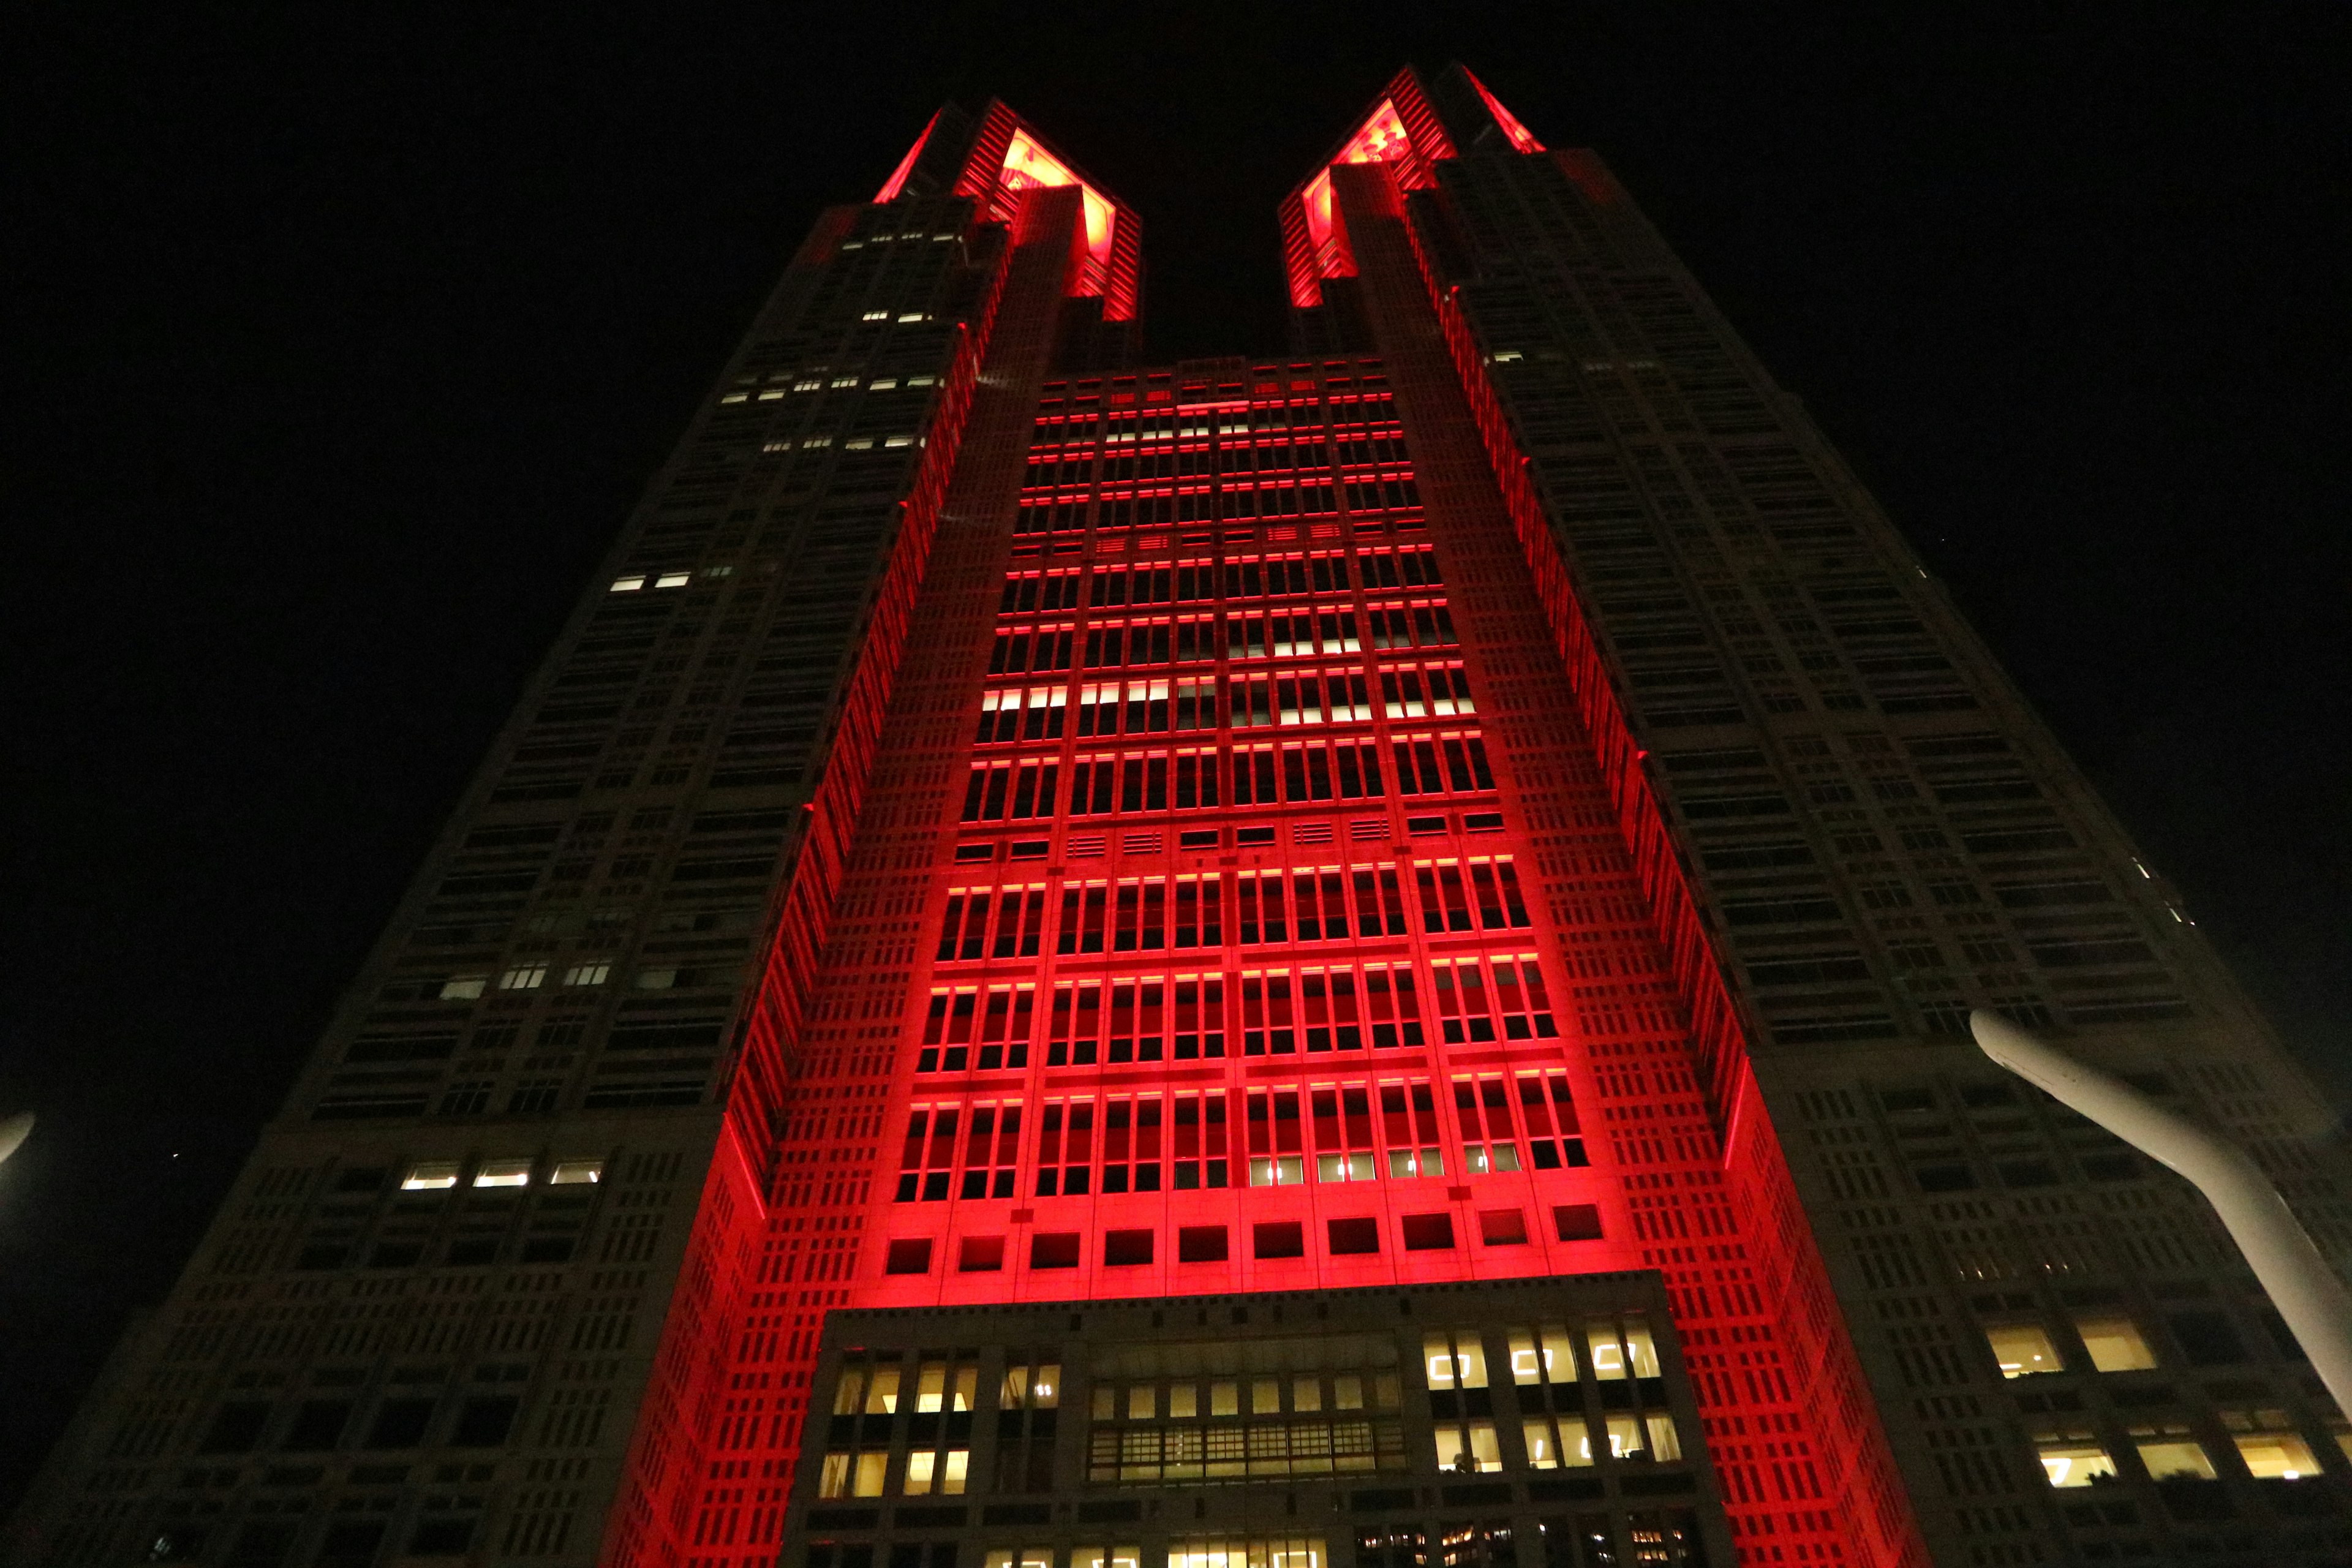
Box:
left=616, top=184, right=1095, bottom=1568
left=1327, top=159, right=1928, bottom=1568
left=1348, top=68, right=2352, bottom=1564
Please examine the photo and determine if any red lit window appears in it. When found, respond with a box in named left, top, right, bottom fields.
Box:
left=1310, top=1085, right=1379, bottom=1181
left=1350, top=867, right=1411, bottom=935
left=1357, top=545, right=1441, bottom=589
left=1430, top=954, right=1556, bottom=1044
left=1245, top=1088, right=1305, bottom=1185
left=1515, top=1072, right=1588, bottom=1169
left=960, top=759, right=1059, bottom=821
left=1172, top=878, right=1224, bottom=948
left=998, top=569, right=1082, bottom=614
left=1231, top=744, right=1279, bottom=802
left=1452, top=1075, right=1525, bottom=1175
left=1366, top=600, right=1458, bottom=650
left=933, top=883, right=1048, bottom=962
left=1171, top=975, right=1226, bottom=1058
left=1173, top=747, right=1222, bottom=808
left=1239, top=970, right=1297, bottom=1055
left=1082, top=618, right=1172, bottom=668
left=973, top=987, right=1035, bottom=1071
left=1053, top=884, right=1109, bottom=957
left=1380, top=662, right=1474, bottom=718
left=894, top=1104, right=1016, bottom=1204
left=1109, top=882, right=1167, bottom=953
left=1392, top=732, right=1494, bottom=794
left=1098, top=1094, right=1163, bottom=1193
left=1034, top=1098, right=1095, bottom=1196
left=917, top=989, right=972, bottom=1072
left=988, top=622, right=1074, bottom=674
left=1236, top=874, right=1289, bottom=945
left=1170, top=1090, right=1230, bottom=1188
left=1226, top=674, right=1274, bottom=728
left=977, top=685, right=1066, bottom=744
left=1379, top=1081, right=1445, bottom=1177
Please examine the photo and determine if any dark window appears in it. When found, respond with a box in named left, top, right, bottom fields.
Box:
left=446, top=1238, right=499, bottom=1265
left=1252, top=1221, right=1305, bottom=1259
left=407, top=1518, right=475, bottom=1556
left=1177, top=1225, right=1228, bottom=1262
left=335, top=1167, right=388, bottom=1193
left=1031, top=1232, right=1080, bottom=1269
left=884, top=1238, right=933, bottom=1275
left=367, top=1243, right=424, bottom=1269
left=198, top=1401, right=270, bottom=1453
left=450, top=1396, right=518, bottom=1447
left=1913, top=1163, right=1978, bottom=1193
left=364, top=1398, right=435, bottom=1449
left=959, top=1235, right=1006, bottom=1272
left=1401, top=1213, right=1456, bottom=1251
left=314, top=1521, right=386, bottom=1568
left=2167, top=1311, right=2247, bottom=1366
left=1104, top=1229, right=1154, bottom=1267
left=1327, top=1218, right=1380, bottom=1255
left=1879, top=1087, right=1937, bottom=1112
left=295, top=1244, right=350, bottom=1271
left=281, top=1400, right=352, bottom=1452
left=1479, top=1209, right=1529, bottom=1246
left=221, top=1521, right=295, bottom=1568
left=1997, top=1159, right=2059, bottom=1189
left=143, top=1529, right=208, bottom=1562
left=1958, top=1082, right=2016, bottom=1109
left=519, top=1237, right=576, bottom=1264
left=2080, top=1153, right=2139, bottom=1182
left=1553, top=1204, right=1604, bottom=1242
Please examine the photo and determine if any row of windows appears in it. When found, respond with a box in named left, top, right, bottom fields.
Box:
left=892, top=1074, right=1585, bottom=1202
left=990, top=606, right=1457, bottom=669
left=881, top=1206, right=1606, bottom=1283
left=997, top=547, right=1439, bottom=612
left=959, top=725, right=1477, bottom=824
left=914, top=952, right=1556, bottom=1076
left=933, top=857, right=1531, bottom=960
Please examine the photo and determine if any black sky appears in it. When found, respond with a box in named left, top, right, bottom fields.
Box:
left=6, top=0, right=2350, bottom=1513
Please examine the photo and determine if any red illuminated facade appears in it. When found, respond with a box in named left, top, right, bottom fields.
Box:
left=24, top=61, right=2352, bottom=1568
left=606, top=81, right=1923, bottom=1568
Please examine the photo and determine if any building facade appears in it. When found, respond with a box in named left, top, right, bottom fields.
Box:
left=12, top=64, right=2351, bottom=1568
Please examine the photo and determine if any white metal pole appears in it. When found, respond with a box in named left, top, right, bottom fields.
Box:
left=1969, top=1009, right=2352, bottom=1420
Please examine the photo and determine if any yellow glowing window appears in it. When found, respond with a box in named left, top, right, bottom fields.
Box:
left=473, top=1159, right=531, bottom=1188
left=400, top=1161, right=459, bottom=1191
left=1986, top=1322, right=2063, bottom=1378
left=548, top=1159, right=602, bottom=1186
left=2075, top=1315, right=2158, bottom=1372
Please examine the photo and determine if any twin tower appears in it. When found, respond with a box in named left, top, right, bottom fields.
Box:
left=14, top=64, right=2350, bottom=1568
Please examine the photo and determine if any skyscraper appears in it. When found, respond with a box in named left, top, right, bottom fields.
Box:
left=13, top=62, right=2350, bottom=1568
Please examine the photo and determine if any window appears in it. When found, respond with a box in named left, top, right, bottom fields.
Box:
left=1985, top=1321, right=2062, bottom=1378
left=1328, top=1218, right=1380, bottom=1255
left=1031, top=1232, right=1081, bottom=1269
left=1392, top=1213, right=1449, bottom=1250
left=450, top=1396, right=518, bottom=1447
left=401, top=1161, right=460, bottom=1192
left=1586, top=1321, right=1662, bottom=1381
left=2074, top=1314, right=2157, bottom=1372
left=1178, top=1225, right=1228, bottom=1262
left=818, top=1449, right=889, bottom=1499
left=1253, top=1221, right=1305, bottom=1259
left=281, top=1400, right=352, bottom=1452
left=2133, top=1432, right=2216, bottom=1480
left=472, top=1159, right=531, bottom=1188
left=2034, top=1431, right=2117, bottom=1487
left=2167, top=1311, right=2247, bottom=1366
left=1479, top=1209, right=1528, bottom=1246
left=1104, top=1229, right=1154, bottom=1266
left=1553, top=1204, right=1604, bottom=1242
left=959, top=1236, right=1005, bottom=1273
left=198, top=1402, right=270, bottom=1454
left=548, top=1159, right=603, bottom=1185
left=365, top=1398, right=435, bottom=1449
left=885, top=1238, right=933, bottom=1275
left=2222, top=1409, right=2320, bottom=1479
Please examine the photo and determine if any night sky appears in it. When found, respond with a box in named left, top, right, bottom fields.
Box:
left=6, top=2, right=2348, bottom=1512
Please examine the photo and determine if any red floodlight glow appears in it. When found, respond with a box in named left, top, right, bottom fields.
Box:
left=1334, top=97, right=1415, bottom=168
left=1463, top=70, right=1544, bottom=153
left=1000, top=127, right=1115, bottom=276
left=875, top=108, right=941, bottom=203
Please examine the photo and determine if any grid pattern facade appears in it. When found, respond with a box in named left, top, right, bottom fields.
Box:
left=15, top=63, right=2352, bottom=1568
